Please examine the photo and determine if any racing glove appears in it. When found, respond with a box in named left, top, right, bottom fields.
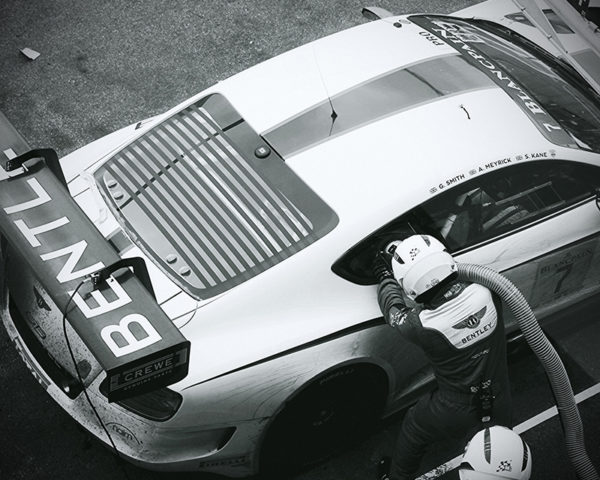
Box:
left=372, top=252, right=393, bottom=283
left=374, top=253, right=411, bottom=328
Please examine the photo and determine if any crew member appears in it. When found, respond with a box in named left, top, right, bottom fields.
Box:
left=374, top=234, right=512, bottom=480
left=459, top=425, right=532, bottom=480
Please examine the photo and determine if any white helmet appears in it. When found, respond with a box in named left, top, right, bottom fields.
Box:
left=459, top=426, right=532, bottom=480
left=389, top=235, right=457, bottom=301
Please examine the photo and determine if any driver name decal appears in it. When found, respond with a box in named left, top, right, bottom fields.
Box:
left=427, top=151, right=555, bottom=195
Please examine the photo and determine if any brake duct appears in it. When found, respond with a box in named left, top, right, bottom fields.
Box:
left=457, top=263, right=599, bottom=480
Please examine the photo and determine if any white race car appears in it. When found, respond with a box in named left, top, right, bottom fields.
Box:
left=1, top=0, right=600, bottom=477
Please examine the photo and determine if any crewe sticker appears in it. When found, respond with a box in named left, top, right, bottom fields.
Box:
left=410, top=16, right=577, bottom=149
left=0, top=158, right=190, bottom=401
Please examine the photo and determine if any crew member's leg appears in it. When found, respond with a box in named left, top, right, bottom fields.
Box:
left=491, top=383, right=513, bottom=428
left=389, top=390, right=479, bottom=480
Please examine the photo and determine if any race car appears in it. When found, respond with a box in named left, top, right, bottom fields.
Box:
left=1, top=0, right=600, bottom=477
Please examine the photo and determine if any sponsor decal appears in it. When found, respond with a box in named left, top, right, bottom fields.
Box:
left=470, top=379, right=491, bottom=393
left=410, top=16, right=577, bottom=148
left=460, top=322, right=493, bottom=345
left=428, top=164, right=500, bottom=194
left=530, top=242, right=597, bottom=307
left=443, top=282, right=464, bottom=300
left=26, top=312, right=47, bottom=339
left=471, top=348, right=490, bottom=360
left=106, top=423, right=140, bottom=445
left=425, top=277, right=441, bottom=291
left=452, top=306, right=487, bottom=330
left=428, top=150, right=560, bottom=195
left=13, top=337, right=51, bottom=390
left=483, top=158, right=511, bottom=169
left=389, top=307, right=410, bottom=328
left=110, top=349, right=189, bottom=394
left=198, top=456, right=248, bottom=468
left=33, top=286, right=50, bottom=311
left=520, top=151, right=549, bottom=160
left=420, top=298, right=496, bottom=349
left=497, top=460, right=513, bottom=473
left=418, top=30, right=446, bottom=46
left=445, top=174, right=466, bottom=187
left=0, top=159, right=190, bottom=401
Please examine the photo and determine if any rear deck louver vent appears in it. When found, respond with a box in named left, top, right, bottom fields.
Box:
left=97, top=94, right=338, bottom=298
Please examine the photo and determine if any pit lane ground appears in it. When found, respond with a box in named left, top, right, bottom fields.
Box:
left=1, top=0, right=599, bottom=479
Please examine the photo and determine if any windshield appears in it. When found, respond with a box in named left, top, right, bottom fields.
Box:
left=411, top=15, right=600, bottom=153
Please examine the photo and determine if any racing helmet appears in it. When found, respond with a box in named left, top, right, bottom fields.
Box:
left=459, top=426, right=532, bottom=480
left=389, top=234, right=457, bottom=301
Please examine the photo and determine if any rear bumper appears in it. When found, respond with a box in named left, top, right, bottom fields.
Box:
left=0, top=276, right=258, bottom=476
left=0, top=260, right=261, bottom=476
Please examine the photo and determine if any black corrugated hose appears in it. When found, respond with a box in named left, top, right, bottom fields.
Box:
left=457, top=263, right=599, bottom=480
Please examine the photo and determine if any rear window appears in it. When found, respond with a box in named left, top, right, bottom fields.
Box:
left=95, top=94, right=338, bottom=299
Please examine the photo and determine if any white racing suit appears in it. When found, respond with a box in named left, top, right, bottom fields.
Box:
left=377, top=276, right=512, bottom=480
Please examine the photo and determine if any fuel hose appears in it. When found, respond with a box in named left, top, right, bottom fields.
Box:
left=457, top=263, right=599, bottom=480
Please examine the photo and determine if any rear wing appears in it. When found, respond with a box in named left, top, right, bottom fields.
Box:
left=0, top=115, right=190, bottom=402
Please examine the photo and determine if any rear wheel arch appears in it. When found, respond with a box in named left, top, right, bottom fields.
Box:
left=258, top=361, right=389, bottom=475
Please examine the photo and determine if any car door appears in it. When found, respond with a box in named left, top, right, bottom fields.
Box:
left=333, top=156, right=600, bottom=328
left=411, top=156, right=600, bottom=330
left=331, top=154, right=600, bottom=406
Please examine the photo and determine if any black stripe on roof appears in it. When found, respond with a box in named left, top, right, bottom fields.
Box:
left=264, top=54, right=495, bottom=157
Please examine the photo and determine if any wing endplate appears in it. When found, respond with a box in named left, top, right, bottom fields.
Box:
left=0, top=148, right=190, bottom=402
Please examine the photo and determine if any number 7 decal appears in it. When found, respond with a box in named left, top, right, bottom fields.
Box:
left=554, top=263, right=574, bottom=294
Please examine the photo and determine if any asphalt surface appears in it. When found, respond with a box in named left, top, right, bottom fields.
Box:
left=0, top=0, right=480, bottom=159
left=1, top=1, right=600, bottom=480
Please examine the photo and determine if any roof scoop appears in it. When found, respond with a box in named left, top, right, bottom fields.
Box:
left=361, top=6, right=394, bottom=20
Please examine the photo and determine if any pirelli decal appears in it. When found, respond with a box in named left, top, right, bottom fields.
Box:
left=410, top=16, right=577, bottom=149
left=0, top=158, right=190, bottom=401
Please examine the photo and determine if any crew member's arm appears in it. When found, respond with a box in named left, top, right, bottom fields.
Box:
left=373, top=255, right=414, bottom=330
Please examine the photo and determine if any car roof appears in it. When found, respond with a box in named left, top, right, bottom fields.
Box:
left=212, top=15, right=562, bottom=240
left=286, top=88, right=552, bottom=225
